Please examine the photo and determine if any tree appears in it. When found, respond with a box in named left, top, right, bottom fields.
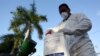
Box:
left=0, top=1, right=47, bottom=56
left=0, top=34, right=23, bottom=56
left=10, top=4, right=47, bottom=40
left=10, top=2, right=47, bottom=56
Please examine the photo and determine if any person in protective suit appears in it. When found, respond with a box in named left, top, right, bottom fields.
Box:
left=45, top=3, right=96, bottom=56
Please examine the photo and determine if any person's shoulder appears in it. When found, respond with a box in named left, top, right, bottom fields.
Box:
left=71, top=13, right=88, bottom=19
left=72, top=13, right=86, bottom=17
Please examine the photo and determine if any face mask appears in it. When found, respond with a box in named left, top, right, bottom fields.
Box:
left=61, top=12, right=68, bottom=19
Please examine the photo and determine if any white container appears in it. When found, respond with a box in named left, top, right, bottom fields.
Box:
left=44, top=33, right=70, bottom=56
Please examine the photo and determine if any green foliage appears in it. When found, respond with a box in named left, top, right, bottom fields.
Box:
left=0, top=34, right=14, bottom=53
left=0, top=1, right=47, bottom=56
left=9, top=3, right=47, bottom=39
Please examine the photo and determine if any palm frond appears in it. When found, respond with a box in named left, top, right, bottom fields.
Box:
left=0, top=34, right=15, bottom=53
left=38, top=15, right=47, bottom=22
left=0, top=34, right=15, bottom=41
left=34, top=23, right=43, bottom=39
left=0, top=34, right=24, bottom=54
left=9, top=1, right=48, bottom=40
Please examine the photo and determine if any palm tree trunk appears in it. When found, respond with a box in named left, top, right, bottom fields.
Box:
left=10, top=39, right=20, bottom=56
left=24, top=29, right=30, bottom=41
left=17, top=28, right=37, bottom=56
left=10, top=48, right=17, bottom=56
left=10, top=28, right=30, bottom=56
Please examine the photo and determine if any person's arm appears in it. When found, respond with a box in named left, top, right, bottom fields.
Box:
left=52, top=13, right=92, bottom=35
left=51, top=22, right=74, bottom=35
left=73, top=13, right=92, bottom=35
left=52, top=26, right=73, bottom=35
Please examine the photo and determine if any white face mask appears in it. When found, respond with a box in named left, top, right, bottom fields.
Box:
left=61, top=12, right=68, bottom=19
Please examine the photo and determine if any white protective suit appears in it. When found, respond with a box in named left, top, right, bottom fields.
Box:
left=44, top=13, right=96, bottom=56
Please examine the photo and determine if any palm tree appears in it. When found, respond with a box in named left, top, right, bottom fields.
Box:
left=0, top=1, right=47, bottom=56
left=9, top=2, right=47, bottom=56
left=0, top=34, right=15, bottom=54
left=10, top=3, right=47, bottom=39
left=0, top=33, right=24, bottom=56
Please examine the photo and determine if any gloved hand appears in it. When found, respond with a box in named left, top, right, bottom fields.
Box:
left=45, top=29, right=53, bottom=35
